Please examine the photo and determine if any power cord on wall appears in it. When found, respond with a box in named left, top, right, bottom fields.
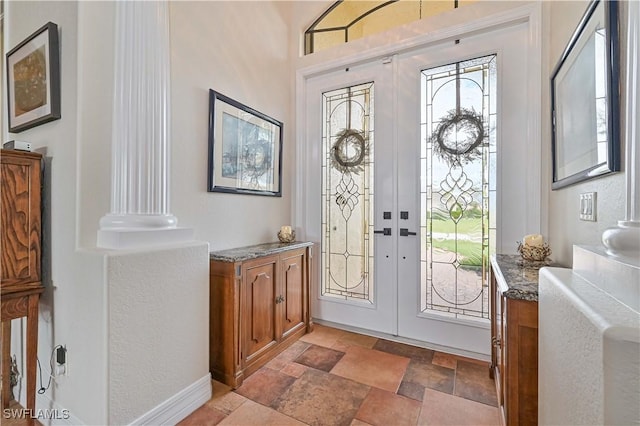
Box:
left=37, top=344, right=63, bottom=394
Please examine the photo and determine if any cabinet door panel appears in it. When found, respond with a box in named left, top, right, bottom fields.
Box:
left=1, top=153, right=41, bottom=289
left=243, top=260, right=277, bottom=361
left=281, top=251, right=305, bottom=336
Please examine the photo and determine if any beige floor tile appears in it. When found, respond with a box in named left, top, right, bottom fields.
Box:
left=235, top=367, right=296, bottom=406
left=432, top=351, right=457, bottom=369
left=404, top=359, right=455, bottom=394
left=418, top=389, right=500, bottom=425
left=219, top=400, right=305, bottom=425
left=355, top=388, right=421, bottom=426
left=454, top=360, right=498, bottom=407
left=178, top=404, right=226, bottom=426
left=299, top=324, right=348, bottom=348
left=333, top=330, right=379, bottom=350
left=331, top=345, right=410, bottom=392
left=272, top=368, right=370, bottom=426
left=455, top=354, right=490, bottom=366
left=281, top=361, right=308, bottom=378
left=294, top=344, right=345, bottom=371
left=211, top=379, right=233, bottom=398
left=208, top=389, right=248, bottom=415
left=373, top=339, right=434, bottom=363
left=351, top=419, right=374, bottom=426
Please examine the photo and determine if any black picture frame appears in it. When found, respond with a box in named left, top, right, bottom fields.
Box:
left=207, top=90, right=283, bottom=197
left=6, top=22, right=61, bottom=133
left=551, top=0, right=620, bottom=190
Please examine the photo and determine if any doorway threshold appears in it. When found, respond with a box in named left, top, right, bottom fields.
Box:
left=313, top=318, right=491, bottom=362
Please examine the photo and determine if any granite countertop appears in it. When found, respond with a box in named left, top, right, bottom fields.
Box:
left=210, top=241, right=314, bottom=262
left=491, top=254, right=555, bottom=302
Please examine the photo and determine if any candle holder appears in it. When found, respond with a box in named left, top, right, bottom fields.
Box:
left=278, top=230, right=296, bottom=243
left=517, top=241, right=552, bottom=262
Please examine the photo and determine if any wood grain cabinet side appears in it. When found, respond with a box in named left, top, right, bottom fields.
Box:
left=210, top=245, right=314, bottom=388
left=1, top=150, right=42, bottom=292
left=490, top=263, right=538, bottom=426
left=1, top=149, right=44, bottom=419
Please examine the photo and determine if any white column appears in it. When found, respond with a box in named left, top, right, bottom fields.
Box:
left=622, top=0, right=640, bottom=226
left=602, top=0, right=640, bottom=259
left=98, top=0, right=192, bottom=249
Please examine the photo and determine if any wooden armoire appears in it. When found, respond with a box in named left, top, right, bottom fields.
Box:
left=1, top=149, right=44, bottom=420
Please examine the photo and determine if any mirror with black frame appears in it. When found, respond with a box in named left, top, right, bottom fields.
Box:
left=551, top=0, right=621, bottom=190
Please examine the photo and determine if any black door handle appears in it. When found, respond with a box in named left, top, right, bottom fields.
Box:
left=373, top=228, right=392, bottom=236
left=400, top=228, right=416, bottom=236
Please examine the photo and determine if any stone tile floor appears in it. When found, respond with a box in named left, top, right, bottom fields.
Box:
left=180, top=324, right=500, bottom=426
left=2, top=325, right=499, bottom=425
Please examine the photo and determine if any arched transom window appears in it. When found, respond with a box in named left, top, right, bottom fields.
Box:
left=305, top=0, right=477, bottom=55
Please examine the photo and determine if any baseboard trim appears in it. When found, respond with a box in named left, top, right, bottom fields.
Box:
left=34, top=393, right=85, bottom=426
left=129, top=374, right=212, bottom=426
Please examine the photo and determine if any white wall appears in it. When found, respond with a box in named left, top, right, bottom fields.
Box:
left=76, top=1, right=113, bottom=250
left=544, top=0, right=627, bottom=266
left=5, top=2, right=108, bottom=423
left=107, top=243, right=209, bottom=424
left=3, top=0, right=629, bottom=420
left=4, top=0, right=297, bottom=423
left=170, top=1, right=294, bottom=251
left=76, top=0, right=295, bottom=251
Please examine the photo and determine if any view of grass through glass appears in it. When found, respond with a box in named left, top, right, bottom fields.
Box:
left=420, top=55, right=496, bottom=321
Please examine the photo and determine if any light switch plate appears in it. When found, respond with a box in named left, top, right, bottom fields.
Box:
left=579, top=192, right=597, bottom=221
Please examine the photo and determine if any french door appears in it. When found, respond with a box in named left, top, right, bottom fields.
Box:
left=306, top=60, right=397, bottom=334
left=304, top=19, right=533, bottom=356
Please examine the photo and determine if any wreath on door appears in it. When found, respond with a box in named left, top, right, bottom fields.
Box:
left=430, top=108, right=485, bottom=166
left=330, top=129, right=369, bottom=175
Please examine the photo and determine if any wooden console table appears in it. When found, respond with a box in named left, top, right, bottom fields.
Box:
left=209, top=241, right=316, bottom=388
left=490, top=254, right=553, bottom=426
left=1, top=150, right=44, bottom=423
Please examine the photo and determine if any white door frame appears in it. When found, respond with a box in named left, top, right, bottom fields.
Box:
left=294, top=3, right=543, bottom=357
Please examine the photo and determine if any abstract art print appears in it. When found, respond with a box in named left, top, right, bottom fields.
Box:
left=6, top=22, right=61, bottom=133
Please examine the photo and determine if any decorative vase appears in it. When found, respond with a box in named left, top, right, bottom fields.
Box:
left=517, top=241, right=552, bottom=262
left=278, top=230, right=296, bottom=243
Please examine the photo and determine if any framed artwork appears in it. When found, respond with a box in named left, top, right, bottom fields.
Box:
left=6, top=22, right=61, bottom=133
left=208, top=90, right=283, bottom=196
left=551, top=0, right=620, bottom=190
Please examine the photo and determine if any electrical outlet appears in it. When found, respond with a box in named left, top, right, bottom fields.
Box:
left=55, top=345, right=68, bottom=377
left=56, top=346, right=66, bottom=365
left=579, top=192, right=597, bottom=221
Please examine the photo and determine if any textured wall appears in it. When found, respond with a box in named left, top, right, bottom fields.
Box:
left=539, top=266, right=640, bottom=424
left=544, top=1, right=627, bottom=266
left=107, top=242, right=210, bottom=424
